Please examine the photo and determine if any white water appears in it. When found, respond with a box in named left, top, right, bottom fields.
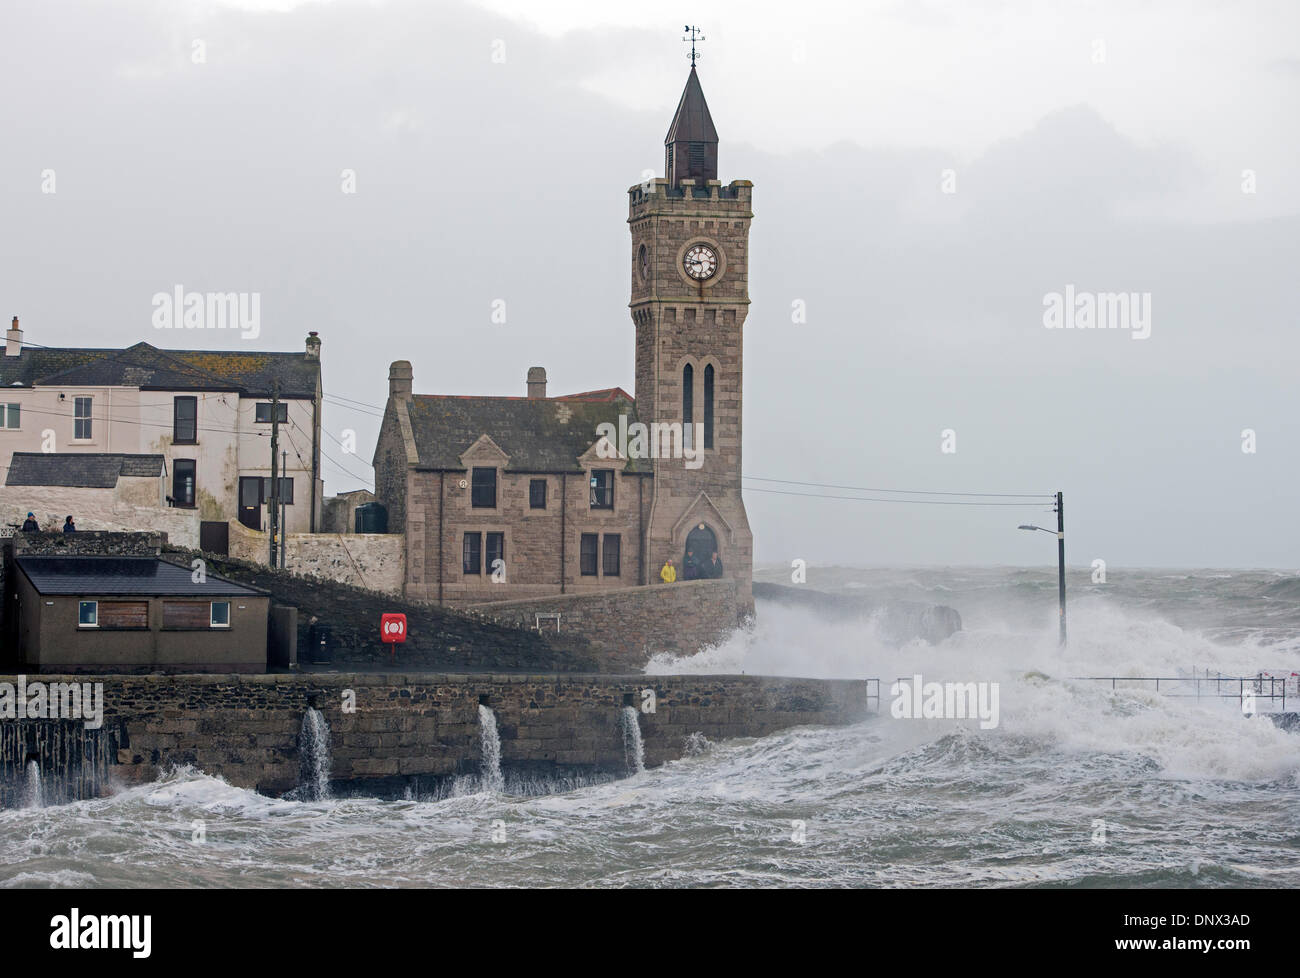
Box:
left=478, top=704, right=504, bottom=793
left=646, top=595, right=1300, bottom=785
left=621, top=706, right=645, bottom=774
left=1, top=570, right=1296, bottom=887
left=20, top=761, right=41, bottom=810
left=298, top=709, right=332, bottom=802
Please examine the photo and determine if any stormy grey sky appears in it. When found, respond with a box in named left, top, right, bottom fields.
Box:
left=2, top=0, right=1297, bottom=569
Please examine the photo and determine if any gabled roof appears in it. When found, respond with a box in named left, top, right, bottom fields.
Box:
left=404, top=390, right=644, bottom=473
left=34, top=343, right=239, bottom=391
left=665, top=67, right=718, bottom=145
left=0, top=343, right=319, bottom=398
left=16, top=555, right=266, bottom=596
left=5, top=453, right=165, bottom=489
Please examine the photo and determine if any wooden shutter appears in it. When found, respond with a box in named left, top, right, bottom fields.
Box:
left=162, top=600, right=212, bottom=629
left=98, top=601, right=148, bottom=629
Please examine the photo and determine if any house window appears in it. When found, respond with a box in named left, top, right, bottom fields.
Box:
left=703, top=364, right=715, bottom=450
left=602, top=534, right=621, bottom=577
left=471, top=467, right=496, bottom=508
left=174, top=396, right=197, bottom=444
left=579, top=533, right=598, bottom=576
left=485, top=532, right=504, bottom=577
left=589, top=470, right=614, bottom=510
left=74, top=397, right=93, bottom=440
left=78, top=601, right=98, bottom=627
left=462, top=532, right=482, bottom=574
left=173, top=459, right=196, bottom=507
left=255, top=402, right=288, bottom=424
left=3, top=404, right=19, bottom=429
left=261, top=477, right=294, bottom=505
left=529, top=479, right=547, bottom=509
left=682, top=363, right=694, bottom=449
left=210, top=601, right=231, bottom=628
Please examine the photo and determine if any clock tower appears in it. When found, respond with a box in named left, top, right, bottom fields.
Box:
left=629, top=66, right=754, bottom=609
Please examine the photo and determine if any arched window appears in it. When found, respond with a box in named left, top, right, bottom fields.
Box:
left=682, top=363, right=694, bottom=450
left=703, top=364, right=715, bottom=450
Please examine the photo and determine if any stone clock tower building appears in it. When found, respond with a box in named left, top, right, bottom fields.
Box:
left=374, top=64, right=755, bottom=639
left=629, top=66, right=754, bottom=609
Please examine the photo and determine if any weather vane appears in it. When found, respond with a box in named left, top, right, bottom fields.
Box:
left=682, top=25, right=705, bottom=67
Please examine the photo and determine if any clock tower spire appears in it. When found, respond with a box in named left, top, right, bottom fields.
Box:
left=664, top=67, right=718, bottom=189
left=628, top=61, right=754, bottom=611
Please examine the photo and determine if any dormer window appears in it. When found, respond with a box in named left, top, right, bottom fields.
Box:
left=589, top=470, right=614, bottom=510
left=471, top=467, right=497, bottom=508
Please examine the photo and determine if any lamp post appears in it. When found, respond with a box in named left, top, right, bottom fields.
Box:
left=1018, top=490, right=1066, bottom=647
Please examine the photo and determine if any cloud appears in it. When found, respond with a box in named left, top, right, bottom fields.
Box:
left=0, top=0, right=1294, bottom=566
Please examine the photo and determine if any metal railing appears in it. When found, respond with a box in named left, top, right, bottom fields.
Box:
left=1074, top=675, right=1289, bottom=711
left=860, top=675, right=1292, bottom=714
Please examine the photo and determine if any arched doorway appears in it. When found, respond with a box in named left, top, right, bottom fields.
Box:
left=683, top=523, right=721, bottom=580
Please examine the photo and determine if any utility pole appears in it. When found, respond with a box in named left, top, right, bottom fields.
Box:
left=280, top=449, right=288, bottom=569
left=269, top=380, right=280, bottom=567
left=1017, top=491, right=1067, bottom=648
left=1056, top=491, right=1066, bottom=648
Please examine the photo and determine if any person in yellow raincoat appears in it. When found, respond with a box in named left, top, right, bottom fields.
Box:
left=659, top=558, right=677, bottom=583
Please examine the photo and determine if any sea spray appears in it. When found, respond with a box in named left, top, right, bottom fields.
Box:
left=478, top=704, right=504, bottom=793
left=297, top=708, right=332, bottom=801
left=0, top=568, right=1292, bottom=887
left=21, top=760, right=42, bottom=810
left=621, top=706, right=645, bottom=774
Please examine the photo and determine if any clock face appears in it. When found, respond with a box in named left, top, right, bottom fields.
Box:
left=683, top=244, right=718, bottom=280
left=639, top=244, right=649, bottom=280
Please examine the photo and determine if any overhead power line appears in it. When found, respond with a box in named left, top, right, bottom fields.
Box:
left=744, top=486, right=1054, bottom=507
left=6, top=402, right=273, bottom=438
left=744, top=476, right=1054, bottom=498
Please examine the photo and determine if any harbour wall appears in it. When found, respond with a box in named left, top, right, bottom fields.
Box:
left=0, top=672, right=871, bottom=799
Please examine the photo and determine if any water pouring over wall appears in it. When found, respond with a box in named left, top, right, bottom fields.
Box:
left=297, top=708, right=332, bottom=801
left=620, top=706, right=645, bottom=774
left=21, top=759, right=42, bottom=809
left=478, top=703, right=504, bottom=793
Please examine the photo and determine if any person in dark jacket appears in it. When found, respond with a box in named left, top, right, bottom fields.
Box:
left=62, top=516, right=76, bottom=533
left=705, top=551, right=723, bottom=578
left=20, top=513, right=38, bottom=532
left=682, top=550, right=699, bottom=581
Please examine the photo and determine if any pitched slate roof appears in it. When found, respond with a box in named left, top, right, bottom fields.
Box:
left=5, top=453, right=166, bottom=488
left=16, top=556, right=266, bottom=596
left=0, top=342, right=319, bottom=397
left=405, top=389, right=643, bottom=473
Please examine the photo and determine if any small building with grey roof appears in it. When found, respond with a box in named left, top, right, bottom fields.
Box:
left=11, top=553, right=270, bottom=673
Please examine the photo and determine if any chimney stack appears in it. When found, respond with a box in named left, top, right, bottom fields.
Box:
left=305, top=330, right=321, bottom=361
left=527, top=366, right=547, bottom=399
left=389, top=360, right=413, bottom=400
left=6, top=317, right=22, bottom=358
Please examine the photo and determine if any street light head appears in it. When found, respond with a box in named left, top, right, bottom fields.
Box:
left=1017, top=525, right=1035, bottom=531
